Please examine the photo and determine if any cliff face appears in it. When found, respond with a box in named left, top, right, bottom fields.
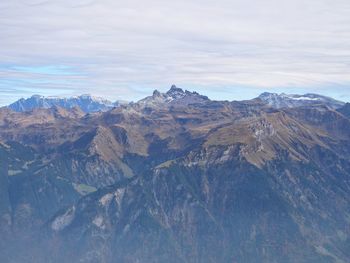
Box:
left=0, top=87, right=349, bottom=263
left=338, top=103, right=350, bottom=118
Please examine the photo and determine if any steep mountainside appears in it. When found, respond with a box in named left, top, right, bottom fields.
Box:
left=338, top=103, right=350, bottom=118
left=0, top=86, right=349, bottom=263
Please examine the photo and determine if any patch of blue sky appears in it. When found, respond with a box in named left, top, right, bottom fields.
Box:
left=0, top=77, right=72, bottom=86
left=0, top=77, right=75, bottom=106
left=4, top=65, right=78, bottom=76
left=0, top=84, right=73, bottom=96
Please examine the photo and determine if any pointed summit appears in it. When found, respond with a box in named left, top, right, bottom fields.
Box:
left=166, top=85, right=185, bottom=98
left=152, top=90, right=161, bottom=97
left=168, top=84, right=184, bottom=92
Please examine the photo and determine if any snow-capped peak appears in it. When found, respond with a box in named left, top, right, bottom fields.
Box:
left=258, top=92, right=345, bottom=109
left=8, top=94, right=123, bottom=113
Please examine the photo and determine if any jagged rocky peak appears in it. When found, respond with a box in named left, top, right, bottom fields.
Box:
left=258, top=92, right=345, bottom=109
left=152, top=89, right=162, bottom=97
left=151, top=85, right=186, bottom=99
left=168, top=85, right=208, bottom=99
left=141, top=85, right=209, bottom=107
left=166, top=85, right=186, bottom=98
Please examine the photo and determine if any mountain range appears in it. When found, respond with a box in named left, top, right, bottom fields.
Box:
left=5, top=87, right=345, bottom=113
left=0, top=86, right=349, bottom=263
left=7, top=94, right=127, bottom=113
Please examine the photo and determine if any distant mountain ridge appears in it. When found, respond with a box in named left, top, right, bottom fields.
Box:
left=8, top=94, right=127, bottom=113
left=5, top=88, right=347, bottom=114
left=258, top=92, right=345, bottom=109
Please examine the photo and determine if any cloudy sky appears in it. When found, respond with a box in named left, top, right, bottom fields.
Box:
left=1, top=0, right=350, bottom=105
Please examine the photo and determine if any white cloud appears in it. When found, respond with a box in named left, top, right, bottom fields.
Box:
left=0, top=0, right=350, bottom=104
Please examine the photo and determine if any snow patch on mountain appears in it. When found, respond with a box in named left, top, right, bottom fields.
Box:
left=258, top=92, right=345, bottom=109
left=8, top=94, right=127, bottom=113
left=51, top=206, right=76, bottom=231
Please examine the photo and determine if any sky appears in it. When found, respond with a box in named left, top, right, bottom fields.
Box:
left=1, top=0, right=350, bottom=105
